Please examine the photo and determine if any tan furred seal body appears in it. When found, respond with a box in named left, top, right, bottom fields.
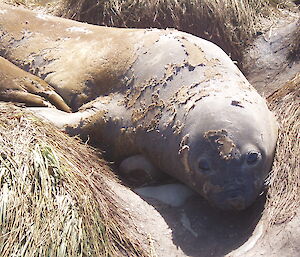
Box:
left=0, top=4, right=278, bottom=210
left=0, top=56, right=70, bottom=111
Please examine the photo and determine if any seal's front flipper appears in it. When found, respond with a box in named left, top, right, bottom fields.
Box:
left=0, top=56, right=71, bottom=112
left=119, top=155, right=165, bottom=187
left=134, top=184, right=195, bottom=207
left=28, top=107, right=94, bottom=129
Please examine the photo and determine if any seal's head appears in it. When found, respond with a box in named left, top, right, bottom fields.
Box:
left=183, top=95, right=278, bottom=211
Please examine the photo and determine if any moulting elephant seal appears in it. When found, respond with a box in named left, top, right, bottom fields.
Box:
left=0, top=4, right=278, bottom=210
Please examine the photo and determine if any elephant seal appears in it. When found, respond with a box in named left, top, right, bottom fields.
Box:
left=0, top=56, right=71, bottom=112
left=0, top=4, right=278, bottom=210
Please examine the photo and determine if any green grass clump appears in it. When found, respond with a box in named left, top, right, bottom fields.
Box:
left=0, top=103, right=148, bottom=257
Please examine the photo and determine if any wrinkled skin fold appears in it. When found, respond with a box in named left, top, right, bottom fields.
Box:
left=0, top=4, right=278, bottom=210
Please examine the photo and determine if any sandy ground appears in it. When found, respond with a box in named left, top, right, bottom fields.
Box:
left=121, top=183, right=266, bottom=257
left=112, top=178, right=300, bottom=257
left=113, top=179, right=299, bottom=257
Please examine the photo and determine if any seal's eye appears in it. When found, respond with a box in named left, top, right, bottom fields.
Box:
left=246, top=151, right=260, bottom=165
left=198, top=159, right=210, bottom=172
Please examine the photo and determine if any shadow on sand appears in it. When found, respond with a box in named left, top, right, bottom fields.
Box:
left=136, top=187, right=266, bottom=257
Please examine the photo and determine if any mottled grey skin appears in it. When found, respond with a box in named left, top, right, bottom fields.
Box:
left=0, top=4, right=278, bottom=210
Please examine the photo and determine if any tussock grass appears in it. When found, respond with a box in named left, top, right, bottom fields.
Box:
left=58, top=0, right=294, bottom=65
left=266, top=73, right=300, bottom=226
left=0, top=103, right=149, bottom=257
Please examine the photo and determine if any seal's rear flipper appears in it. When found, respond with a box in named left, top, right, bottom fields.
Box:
left=119, top=155, right=166, bottom=187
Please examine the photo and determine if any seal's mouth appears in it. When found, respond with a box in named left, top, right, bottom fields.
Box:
left=223, top=189, right=246, bottom=210
left=212, top=187, right=249, bottom=211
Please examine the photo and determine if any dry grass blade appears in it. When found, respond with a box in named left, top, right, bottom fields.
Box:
left=0, top=103, right=149, bottom=257
left=265, top=73, right=300, bottom=226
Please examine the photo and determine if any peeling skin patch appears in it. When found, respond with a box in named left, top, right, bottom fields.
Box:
left=141, top=30, right=163, bottom=51
left=131, top=100, right=164, bottom=130
left=204, top=129, right=236, bottom=160
left=179, top=37, right=221, bottom=69
left=8, top=30, right=33, bottom=49
left=173, top=85, right=197, bottom=105
left=163, top=104, right=177, bottom=127
left=203, top=67, right=223, bottom=82
left=128, top=84, right=166, bottom=131
left=66, top=27, right=92, bottom=34
left=163, top=63, right=184, bottom=81
left=126, top=89, right=142, bottom=108
left=182, top=88, right=210, bottom=118
left=0, top=10, right=7, bottom=14
left=131, top=108, right=146, bottom=123
left=172, top=120, right=184, bottom=135
left=181, top=38, right=208, bottom=67
left=124, top=77, right=158, bottom=108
